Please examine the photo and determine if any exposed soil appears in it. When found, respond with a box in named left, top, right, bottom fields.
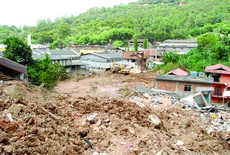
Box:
left=54, top=72, right=154, bottom=98
left=0, top=73, right=229, bottom=155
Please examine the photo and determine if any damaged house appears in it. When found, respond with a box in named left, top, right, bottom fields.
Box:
left=204, top=64, right=230, bottom=105
left=0, top=57, right=27, bottom=82
left=154, top=75, right=214, bottom=103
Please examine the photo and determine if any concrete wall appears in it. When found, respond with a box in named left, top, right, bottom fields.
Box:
left=52, top=59, right=72, bottom=66
left=220, top=74, right=230, bottom=88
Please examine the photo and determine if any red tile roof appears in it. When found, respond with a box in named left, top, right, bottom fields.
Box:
left=166, top=68, right=188, bottom=76
left=204, top=64, right=230, bottom=75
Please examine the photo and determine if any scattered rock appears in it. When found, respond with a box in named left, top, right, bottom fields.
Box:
left=128, top=127, right=136, bottom=136
left=3, top=145, right=13, bottom=153
left=8, top=104, right=22, bottom=115
left=100, top=139, right=110, bottom=148
left=0, top=118, right=18, bottom=133
left=148, top=114, right=161, bottom=128
left=175, top=140, right=184, bottom=146
left=155, top=150, right=168, bottom=155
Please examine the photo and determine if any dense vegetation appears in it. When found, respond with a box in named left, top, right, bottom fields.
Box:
left=3, top=37, right=33, bottom=65
left=0, top=0, right=229, bottom=74
left=0, top=0, right=229, bottom=48
left=28, top=54, right=67, bottom=89
left=3, top=37, right=67, bottom=89
left=156, top=34, right=230, bottom=73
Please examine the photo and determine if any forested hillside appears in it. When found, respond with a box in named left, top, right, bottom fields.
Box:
left=0, top=0, right=229, bottom=48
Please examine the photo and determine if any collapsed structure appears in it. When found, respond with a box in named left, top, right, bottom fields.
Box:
left=0, top=58, right=27, bottom=82
left=0, top=73, right=229, bottom=154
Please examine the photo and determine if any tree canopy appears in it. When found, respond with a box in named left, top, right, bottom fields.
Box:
left=3, top=37, right=33, bottom=65
left=28, top=54, right=67, bottom=89
left=0, top=0, right=229, bottom=48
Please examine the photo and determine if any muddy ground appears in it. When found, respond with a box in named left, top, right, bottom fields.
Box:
left=54, top=72, right=154, bottom=98
left=0, top=73, right=229, bottom=154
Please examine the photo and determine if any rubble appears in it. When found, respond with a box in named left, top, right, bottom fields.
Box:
left=131, top=86, right=230, bottom=147
left=0, top=78, right=230, bottom=154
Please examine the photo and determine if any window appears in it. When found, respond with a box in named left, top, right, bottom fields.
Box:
left=227, top=87, right=230, bottom=91
left=214, top=86, right=221, bottom=95
left=184, top=85, right=191, bottom=91
left=212, top=74, right=220, bottom=82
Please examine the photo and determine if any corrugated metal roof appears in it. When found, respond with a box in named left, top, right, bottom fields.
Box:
left=32, top=49, right=80, bottom=60
left=155, top=75, right=213, bottom=84
left=91, top=52, right=122, bottom=59
left=0, top=58, right=27, bottom=74
left=163, top=40, right=197, bottom=43
left=166, top=68, right=188, bottom=76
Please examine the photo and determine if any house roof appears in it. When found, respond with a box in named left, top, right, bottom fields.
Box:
left=0, top=58, right=27, bottom=74
left=166, top=68, right=188, bottom=76
left=158, top=44, right=198, bottom=48
left=163, top=40, right=197, bottom=44
left=82, top=52, right=122, bottom=60
left=32, top=48, right=80, bottom=60
left=92, top=52, right=122, bottom=59
left=155, top=75, right=213, bottom=84
left=204, top=64, right=230, bottom=75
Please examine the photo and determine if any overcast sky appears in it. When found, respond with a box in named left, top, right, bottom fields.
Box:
left=0, top=0, right=137, bottom=27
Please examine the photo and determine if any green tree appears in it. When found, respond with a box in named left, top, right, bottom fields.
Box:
left=162, top=62, right=179, bottom=74
left=143, top=39, right=148, bottom=49
left=134, top=38, right=138, bottom=51
left=162, top=52, right=179, bottom=64
left=28, top=54, right=67, bottom=89
left=197, top=33, right=219, bottom=51
left=3, top=37, right=33, bottom=65
left=112, top=40, right=123, bottom=48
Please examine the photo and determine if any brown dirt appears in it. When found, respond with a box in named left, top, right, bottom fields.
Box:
left=0, top=74, right=229, bottom=155
left=54, top=72, right=154, bottom=98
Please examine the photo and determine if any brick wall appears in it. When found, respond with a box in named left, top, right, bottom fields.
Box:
left=156, top=81, right=176, bottom=91
left=155, top=80, right=212, bottom=94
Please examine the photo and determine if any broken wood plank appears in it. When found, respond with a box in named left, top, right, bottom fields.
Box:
left=40, top=107, right=61, bottom=124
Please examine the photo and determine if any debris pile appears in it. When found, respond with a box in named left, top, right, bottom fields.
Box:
left=131, top=86, right=230, bottom=147
left=0, top=83, right=230, bottom=154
